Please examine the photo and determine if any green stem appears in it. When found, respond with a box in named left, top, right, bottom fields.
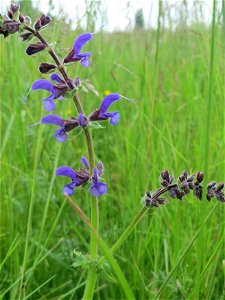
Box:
left=73, top=95, right=99, bottom=300
left=203, top=0, right=216, bottom=178
left=154, top=203, right=219, bottom=300
left=65, top=196, right=135, bottom=299
left=99, top=184, right=177, bottom=265
left=82, top=198, right=99, bottom=300
left=99, top=207, right=147, bottom=265
left=194, top=2, right=216, bottom=298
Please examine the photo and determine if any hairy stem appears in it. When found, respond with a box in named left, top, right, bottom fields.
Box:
left=72, top=96, right=98, bottom=300
left=65, top=196, right=135, bottom=299
left=99, top=206, right=148, bottom=265
left=24, top=25, right=74, bottom=89
left=25, top=27, right=99, bottom=299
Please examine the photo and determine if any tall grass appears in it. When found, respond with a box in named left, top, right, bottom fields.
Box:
left=0, top=1, right=224, bottom=299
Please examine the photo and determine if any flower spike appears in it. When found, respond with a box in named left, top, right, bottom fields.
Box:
left=143, top=170, right=225, bottom=208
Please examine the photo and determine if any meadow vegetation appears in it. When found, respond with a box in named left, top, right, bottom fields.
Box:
left=0, top=1, right=224, bottom=299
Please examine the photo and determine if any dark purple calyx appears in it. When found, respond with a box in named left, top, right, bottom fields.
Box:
left=76, top=169, right=90, bottom=186
left=10, top=3, right=20, bottom=14
left=39, top=62, right=56, bottom=74
left=144, top=190, right=167, bottom=208
left=207, top=182, right=225, bottom=202
left=0, top=19, right=20, bottom=38
left=64, top=49, right=77, bottom=64
left=26, top=42, right=46, bottom=55
left=20, top=31, right=33, bottom=41
left=62, top=117, right=79, bottom=132
left=40, top=14, right=51, bottom=26
left=89, top=109, right=107, bottom=122
left=54, top=81, right=69, bottom=96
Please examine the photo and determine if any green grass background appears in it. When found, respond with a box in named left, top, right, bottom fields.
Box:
left=0, top=1, right=224, bottom=299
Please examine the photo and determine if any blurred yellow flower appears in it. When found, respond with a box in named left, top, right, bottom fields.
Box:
left=103, top=89, right=111, bottom=96
left=66, top=108, right=73, bottom=116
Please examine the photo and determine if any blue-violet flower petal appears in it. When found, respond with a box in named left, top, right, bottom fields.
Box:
left=41, top=115, right=64, bottom=127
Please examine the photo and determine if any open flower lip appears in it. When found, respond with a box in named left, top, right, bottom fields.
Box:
left=31, top=73, right=69, bottom=112
left=41, top=115, right=81, bottom=142
left=41, top=113, right=88, bottom=142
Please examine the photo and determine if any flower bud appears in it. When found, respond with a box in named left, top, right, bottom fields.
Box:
left=161, top=170, right=169, bottom=182
left=39, top=63, right=56, bottom=74
left=73, top=77, right=81, bottom=87
left=196, top=171, right=204, bottom=183
left=174, top=188, right=184, bottom=200
left=156, top=198, right=167, bottom=205
left=20, top=32, right=33, bottom=41
left=216, top=182, right=224, bottom=192
left=179, top=170, right=187, bottom=182
left=207, top=181, right=216, bottom=189
left=19, top=14, right=25, bottom=23
left=10, top=3, right=20, bottom=14
left=161, top=180, right=168, bottom=187
left=194, top=186, right=202, bottom=200
left=34, top=19, right=42, bottom=30
left=8, top=10, right=14, bottom=19
left=0, top=20, right=20, bottom=37
left=26, top=42, right=46, bottom=55
left=40, top=14, right=51, bottom=27
left=146, top=191, right=151, bottom=198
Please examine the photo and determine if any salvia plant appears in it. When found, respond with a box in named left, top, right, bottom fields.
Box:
left=1, top=3, right=224, bottom=299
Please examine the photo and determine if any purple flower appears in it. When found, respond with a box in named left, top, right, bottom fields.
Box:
left=64, top=33, right=93, bottom=67
left=63, top=26, right=104, bottom=67
left=41, top=114, right=87, bottom=142
left=31, top=73, right=69, bottom=112
left=89, top=94, right=120, bottom=126
left=90, top=168, right=107, bottom=197
left=56, top=157, right=107, bottom=197
left=41, top=115, right=77, bottom=142
left=56, top=166, right=79, bottom=196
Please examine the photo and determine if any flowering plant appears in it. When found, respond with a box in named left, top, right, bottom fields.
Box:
left=1, top=3, right=224, bottom=299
